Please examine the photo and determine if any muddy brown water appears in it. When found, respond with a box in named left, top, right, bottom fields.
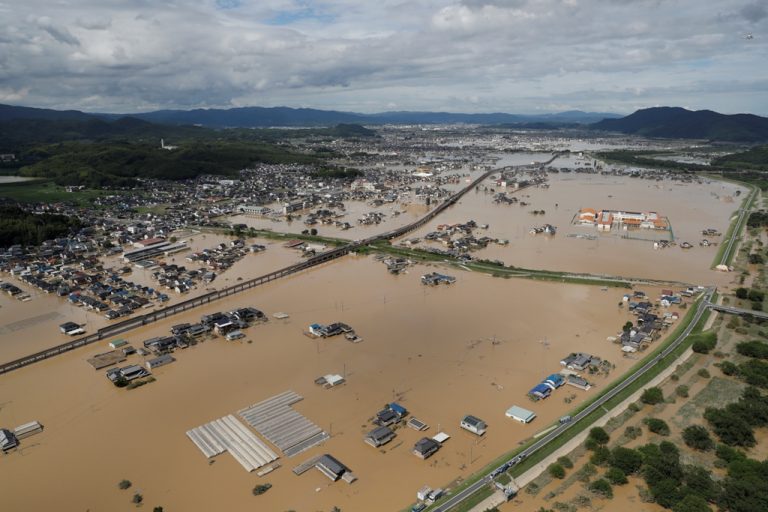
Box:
left=0, top=254, right=682, bottom=512
left=402, top=171, right=745, bottom=285
left=0, top=235, right=302, bottom=362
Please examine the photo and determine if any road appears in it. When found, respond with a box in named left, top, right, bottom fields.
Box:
left=708, top=302, right=768, bottom=320
left=432, top=287, right=715, bottom=512
left=719, top=186, right=757, bottom=267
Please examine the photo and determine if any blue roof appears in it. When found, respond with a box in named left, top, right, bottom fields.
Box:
left=389, top=402, right=408, bottom=415
left=530, top=383, right=551, bottom=395
left=546, top=374, right=564, bottom=384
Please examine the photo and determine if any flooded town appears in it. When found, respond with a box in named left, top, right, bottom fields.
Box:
left=1, top=123, right=762, bottom=512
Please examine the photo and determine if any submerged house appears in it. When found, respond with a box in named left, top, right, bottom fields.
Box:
left=528, top=383, right=552, bottom=401
left=365, top=426, right=396, bottom=447
left=460, top=415, right=487, bottom=436
left=413, top=437, right=441, bottom=459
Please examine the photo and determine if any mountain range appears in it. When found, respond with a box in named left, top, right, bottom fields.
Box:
left=590, top=107, right=768, bottom=142
left=1, top=103, right=767, bottom=142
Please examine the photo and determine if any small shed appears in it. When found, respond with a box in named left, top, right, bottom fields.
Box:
left=146, top=354, right=175, bottom=370
left=505, top=405, right=536, bottom=424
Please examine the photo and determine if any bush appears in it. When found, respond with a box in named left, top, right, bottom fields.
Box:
left=736, top=340, right=768, bottom=359
left=588, top=427, right=609, bottom=445
left=628, top=402, right=641, bottom=412
left=118, top=480, right=132, bottom=490
left=645, top=418, right=671, bottom=436
left=610, top=446, right=644, bottom=474
left=590, top=446, right=611, bottom=466
left=675, top=385, right=689, bottom=398
left=253, top=483, right=273, bottom=496
left=588, top=478, right=613, bottom=498
left=153, top=508, right=164, bottom=512
left=548, top=463, right=566, bottom=479
left=704, top=407, right=755, bottom=447
left=682, top=425, right=714, bottom=451
left=132, top=493, right=143, bottom=504
left=606, top=467, right=628, bottom=485
left=641, top=387, right=664, bottom=405
left=556, top=456, right=573, bottom=469
left=690, top=332, right=717, bottom=354
left=672, top=494, right=711, bottom=512
left=698, top=368, right=710, bottom=378
left=720, top=360, right=739, bottom=376
left=576, top=463, right=597, bottom=482
left=624, top=425, right=642, bottom=440
left=715, top=443, right=745, bottom=462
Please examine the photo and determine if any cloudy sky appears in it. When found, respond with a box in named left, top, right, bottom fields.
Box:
left=0, top=0, right=766, bottom=115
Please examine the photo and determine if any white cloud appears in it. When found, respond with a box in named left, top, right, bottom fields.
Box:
left=0, top=0, right=765, bottom=114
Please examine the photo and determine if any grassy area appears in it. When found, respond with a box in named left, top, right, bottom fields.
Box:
left=0, top=179, right=112, bottom=205
left=711, top=182, right=759, bottom=268
left=426, top=293, right=707, bottom=510
left=449, top=485, right=495, bottom=512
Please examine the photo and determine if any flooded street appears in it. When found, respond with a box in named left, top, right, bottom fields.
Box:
left=0, top=255, right=683, bottom=512
left=403, top=165, right=745, bottom=285
left=0, top=235, right=303, bottom=362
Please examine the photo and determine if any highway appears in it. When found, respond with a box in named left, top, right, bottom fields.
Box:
left=719, top=186, right=757, bottom=267
left=432, top=287, right=715, bottom=512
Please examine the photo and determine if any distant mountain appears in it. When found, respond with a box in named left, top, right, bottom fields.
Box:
left=590, top=107, right=768, bottom=142
left=128, top=106, right=620, bottom=127
left=0, top=103, right=92, bottom=122
left=1, top=102, right=621, bottom=129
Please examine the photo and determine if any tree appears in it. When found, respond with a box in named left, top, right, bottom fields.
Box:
left=676, top=385, right=689, bottom=398
left=641, top=387, right=664, bottom=405
left=736, top=287, right=749, bottom=299
left=682, top=425, right=714, bottom=451
left=590, top=446, right=611, bottom=466
left=153, top=508, right=164, bottom=512
left=748, top=289, right=765, bottom=302
left=682, top=465, right=718, bottom=502
left=720, top=360, right=739, bottom=376
left=588, top=427, right=610, bottom=445
left=651, top=478, right=683, bottom=508
left=548, top=463, right=566, bottom=479
left=310, top=228, right=318, bottom=236
left=672, top=494, right=711, bottom=512
left=588, top=478, right=613, bottom=498
left=623, top=321, right=634, bottom=333
left=253, top=483, right=273, bottom=496
left=606, top=467, right=628, bottom=485
left=556, top=456, right=573, bottom=469
left=704, top=407, right=756, bottom=447
left=611, top=446, right=643, bottom=474
left=736, top=340, right=768, bottom=359
left=132, top=493, right=143, bottom=504
left=118, top=480, right=132, bottom=490
left=644, top=418, right=670, bottom=436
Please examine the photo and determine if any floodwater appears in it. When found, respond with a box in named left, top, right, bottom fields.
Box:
left=402, top=167, right=746, bottom=285
left=229, top=152, right=553, bottom=241
left=0, top=255, right=683, bottom=512
left=0, top=235, right=303, bottom=362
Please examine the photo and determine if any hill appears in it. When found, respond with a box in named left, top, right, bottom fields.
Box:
left=713, top=145, right=768, bottom=171
left=0, top=104, right=92, bottom=122
left=18, top=141, right=320, bottom=188
left=591, top=107, right=768, bottom=142
left=0, top=116, right=208, bottom=152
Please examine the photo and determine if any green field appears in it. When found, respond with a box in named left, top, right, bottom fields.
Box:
left=0, top=179, right=112, bottom=205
